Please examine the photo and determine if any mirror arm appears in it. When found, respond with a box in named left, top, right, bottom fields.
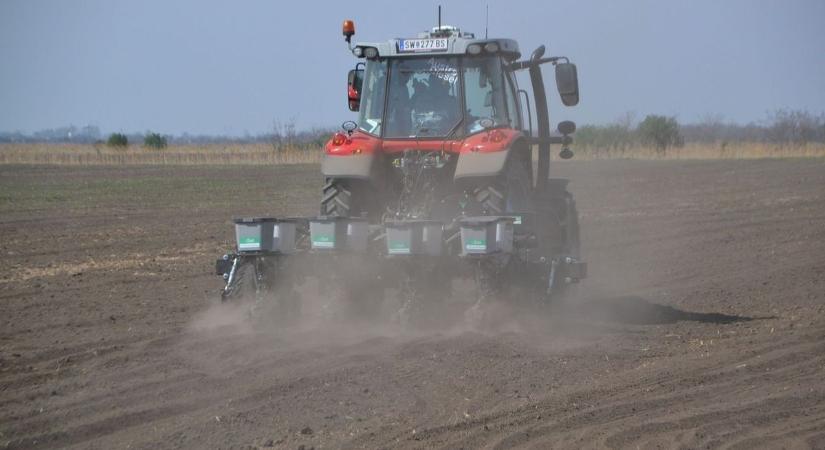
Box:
left=529, top=135, right=572, bottom=146
left=508, top=56, right=569, bottom=71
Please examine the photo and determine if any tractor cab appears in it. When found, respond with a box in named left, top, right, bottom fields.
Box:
left=336, top=20, right=580, bottom=194
left=347, top=26, right=524, bottom=140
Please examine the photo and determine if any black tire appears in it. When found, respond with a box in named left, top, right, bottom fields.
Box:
left=470, top=154, right=531, bottom=215
left=321, top=178, right=380, bottom=220
left=321, top=178, right=352, bottom=217
left=472, top=183, right=505, bottom=215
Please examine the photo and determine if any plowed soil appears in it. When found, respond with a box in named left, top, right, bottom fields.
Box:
left=1, top=159, right=824, bottom=449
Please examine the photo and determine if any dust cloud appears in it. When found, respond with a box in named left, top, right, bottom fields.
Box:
left=186, top=272, right=605, bottom=361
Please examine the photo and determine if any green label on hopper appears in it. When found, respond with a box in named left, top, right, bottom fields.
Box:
left=238, top=236, right=261, bottom=249
left=466, top=238, right=486, bottom=250
left=388, top=241, right=411, bottom=254
left=312, top=234, right=335, bottom=248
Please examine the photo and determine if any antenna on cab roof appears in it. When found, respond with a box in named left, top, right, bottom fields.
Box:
left=485, top=4, right=489, bottom=39
left=438, top=5, right=441, bottom=30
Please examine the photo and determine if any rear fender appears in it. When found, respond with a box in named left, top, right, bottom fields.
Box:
left=454, top=150, right=509, bottom=179
left=322, top=130, right=381, bottom=180
left=321, top=153, right=375, bottom=180
left=454, top=131, right=528, bottom=180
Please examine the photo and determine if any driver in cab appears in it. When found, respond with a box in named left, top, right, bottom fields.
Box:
left=409, top=74, right=459, bottom=136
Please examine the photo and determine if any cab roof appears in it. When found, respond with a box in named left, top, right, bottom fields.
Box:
left=353, top=26, right=520, bottom=60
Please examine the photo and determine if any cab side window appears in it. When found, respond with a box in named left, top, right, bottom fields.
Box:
left=463, top=57, right=508, bottom=134
left=504, top=70, right=522, bottom=130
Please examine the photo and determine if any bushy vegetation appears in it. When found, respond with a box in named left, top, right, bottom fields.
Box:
left=106, top=133, right=128, bottom=148
left=638, top=115, right=684, bottom=154
left=270, top=120, right=333, bottom=152
left=574, top=109, right=825, bottom=158
left=143, top=132, right=167, bottom=149
left=3, top=110, right=824, bottom=162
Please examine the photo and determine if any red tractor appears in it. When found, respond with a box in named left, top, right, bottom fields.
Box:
left=217, top=19, right=586, bottom=325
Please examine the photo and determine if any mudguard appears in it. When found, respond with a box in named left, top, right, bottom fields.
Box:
left=453, top=149, right=509, bottom=179
left=321, top=153, right=375, bottom=179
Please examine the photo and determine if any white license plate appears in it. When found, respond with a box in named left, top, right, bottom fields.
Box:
left=398, top=38, right=448, bottom=53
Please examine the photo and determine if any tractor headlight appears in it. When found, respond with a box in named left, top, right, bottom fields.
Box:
left=467, top=44, right=482, bottom=55
left=353, top=47, right=364, bottom=57
left=484, top=42, right=500, bottom=53
left=363, top=47, right=379, bottom=59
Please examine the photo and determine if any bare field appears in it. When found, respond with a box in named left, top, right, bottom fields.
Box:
left=1, top=142, right=824, bottom=166
left=1, top=160, right=825, bottom=449
left=0, top=144, right=322, bottom=166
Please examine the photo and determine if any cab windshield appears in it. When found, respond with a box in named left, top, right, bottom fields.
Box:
left=384, top=57, right=461, bottom=138
left=357, top=55, right=517, bottom=139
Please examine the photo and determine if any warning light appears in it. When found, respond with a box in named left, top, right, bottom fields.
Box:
left=343, top=20, right=355, bottom=42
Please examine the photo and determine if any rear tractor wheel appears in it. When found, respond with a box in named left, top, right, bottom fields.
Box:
left=469, top=154, right=532, bottom=216
left=321, top=178, right=380, bottom=219
left=321, top=178, right=353, bottom=217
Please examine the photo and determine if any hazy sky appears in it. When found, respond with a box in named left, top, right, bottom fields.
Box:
left=1, top=0, right=824, bottom=135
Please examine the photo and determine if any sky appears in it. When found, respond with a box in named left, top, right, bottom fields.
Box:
left=1, top=0, right=824, bottom=135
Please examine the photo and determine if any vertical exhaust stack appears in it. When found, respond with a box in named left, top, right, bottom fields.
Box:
left=528, top=46, right=551, bottom=191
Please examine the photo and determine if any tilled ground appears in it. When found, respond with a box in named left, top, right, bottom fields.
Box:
left=1, top=159, right=824, bottom=449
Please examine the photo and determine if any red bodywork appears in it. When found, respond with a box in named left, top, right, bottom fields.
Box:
left=325, top=128, right=523, bottom=156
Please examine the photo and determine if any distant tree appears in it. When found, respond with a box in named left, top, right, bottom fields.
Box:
left=143, top=132, right=167, bottom=149
left=107, top=133, right=128, bottom=148
left=766, top=109, right=825, bottom=145
left=638, top=115, right=683, bottom=155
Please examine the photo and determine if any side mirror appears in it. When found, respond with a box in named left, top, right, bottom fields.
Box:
left=558, top=121, right=576, bottom=159
left=530, top=45, right=546, bottom=62
left=557, top=120, right=576, bottom=135
left=554, top=63, right=579, bottom=106
left=347, top=69, right=364, bottom=112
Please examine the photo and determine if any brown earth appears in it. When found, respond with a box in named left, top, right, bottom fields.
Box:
left=1, top=159, right=824, bottom=449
